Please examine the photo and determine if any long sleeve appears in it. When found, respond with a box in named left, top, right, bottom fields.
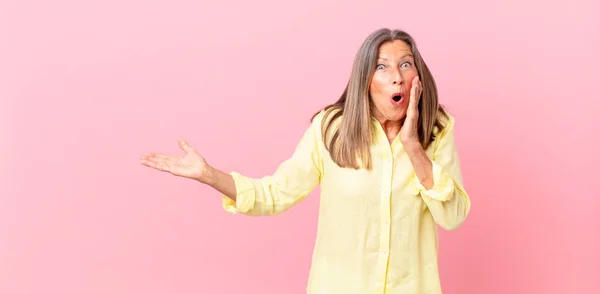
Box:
left=221, top=113, right=324, bottom=216
left=410, top=116, right=471, bottom=230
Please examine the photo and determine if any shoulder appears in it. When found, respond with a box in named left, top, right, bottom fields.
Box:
left=311, top=107, right=343, bottom=134
left=311, top=109, right=327, bottom=126
left=434, top=109, right=456, bottom=136
left=430, top=110, right=455, bottom=148
left=312, top=107, right=342, bottom=123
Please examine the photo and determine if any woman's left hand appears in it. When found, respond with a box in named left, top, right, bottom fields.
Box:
left=400, top=75, right=422, bottom=145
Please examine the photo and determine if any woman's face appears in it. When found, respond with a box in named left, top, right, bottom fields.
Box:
left=369, top=40, right=419, bottom=123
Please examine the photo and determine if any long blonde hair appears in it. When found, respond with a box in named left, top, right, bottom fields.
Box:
left=313, top=28, right=448, bottom=170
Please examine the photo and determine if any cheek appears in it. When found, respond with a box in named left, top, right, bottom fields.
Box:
left=404, top=71, right=418, bottom=91
left=404, top=69, right=418, bottom=81
left=370, top=74, right=386, bottom=95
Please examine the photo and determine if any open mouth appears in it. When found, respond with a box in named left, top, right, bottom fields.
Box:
left=391, top=93, right=403, bottom=104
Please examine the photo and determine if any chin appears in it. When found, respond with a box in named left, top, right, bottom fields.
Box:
left=385, top=112, right=406, bottom=123
left=389, top=109, right=407, bottom=121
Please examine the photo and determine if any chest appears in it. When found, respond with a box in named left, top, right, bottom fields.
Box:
left=318, top=145, right=434, bottom=215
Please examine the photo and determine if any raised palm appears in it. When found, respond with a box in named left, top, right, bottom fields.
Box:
left=140, top=138, right=208, bottom=182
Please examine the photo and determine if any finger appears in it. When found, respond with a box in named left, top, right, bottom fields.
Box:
left=142, top=153, right=178, bottom=164
left=140, top=152, right=180, bottom=166
left=140, top=155, right=177, bottom=169
left=406, top=77, right=420, bottom=118
left=417, top=78, right=423, bottom=102
left=140, top=158, right=173, bottom=173
left=412, top=76, right=422, bottom=104
left=412, top=75, right=419, bottom=88
left=410, top=78, right=419, bottom=106
left=178, top=138, right=197, bottom=154
left=411, top=76, right=420, bottom=98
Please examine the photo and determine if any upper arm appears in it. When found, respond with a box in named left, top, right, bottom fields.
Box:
left=433, top=115, right=463, bottom=184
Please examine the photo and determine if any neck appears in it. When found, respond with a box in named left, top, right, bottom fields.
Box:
left=375, top=117, right=402, bottom=144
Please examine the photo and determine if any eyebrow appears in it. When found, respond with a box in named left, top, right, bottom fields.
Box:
left=377, top=54, right=414, bottom=60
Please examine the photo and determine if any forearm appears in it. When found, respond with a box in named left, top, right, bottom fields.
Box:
left=404, top=142, right=434, bottom=190
left=202, top=165, right=237, bottom=201
left=421, top=189, right=469, bottom=230
left=405, top=142, right=470, bottom=229
left=217, top=114, right=323, bottom=215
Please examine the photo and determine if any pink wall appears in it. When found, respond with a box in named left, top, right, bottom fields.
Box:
left=2, top=0, right=599, bottom=293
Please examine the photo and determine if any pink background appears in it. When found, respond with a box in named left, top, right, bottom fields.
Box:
left=1, top=0, right=599, bottom=293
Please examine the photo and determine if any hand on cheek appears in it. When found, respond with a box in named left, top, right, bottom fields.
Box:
left=400, top=76, right=422, bottom=145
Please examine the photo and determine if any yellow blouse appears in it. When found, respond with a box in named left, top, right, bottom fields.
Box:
left=222, top=110, right=471, bottom=294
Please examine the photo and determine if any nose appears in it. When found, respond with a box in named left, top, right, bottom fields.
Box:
left=392, top=68, right=403, bottom=85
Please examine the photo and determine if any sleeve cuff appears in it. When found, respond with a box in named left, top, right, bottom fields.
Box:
left=410, top=162, right=455, bottom=202
left=221, top=172, right=256, bottom=214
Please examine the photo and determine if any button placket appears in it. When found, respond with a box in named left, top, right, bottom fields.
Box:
left=376, top=154, right=394, bottom=291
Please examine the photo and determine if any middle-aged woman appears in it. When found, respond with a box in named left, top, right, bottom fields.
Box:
left=141, top=28, right=471, bottom=294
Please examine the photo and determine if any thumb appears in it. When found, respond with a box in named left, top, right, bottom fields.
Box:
left=178, top=138, right=195, bottom=154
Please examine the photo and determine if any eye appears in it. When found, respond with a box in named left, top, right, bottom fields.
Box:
left=376, top=64, right=386, bottom=70
left=401, top=61, right=412, bottom=68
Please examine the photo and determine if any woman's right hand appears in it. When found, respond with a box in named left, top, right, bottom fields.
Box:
left=140, top=138, right=211, bottom=183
